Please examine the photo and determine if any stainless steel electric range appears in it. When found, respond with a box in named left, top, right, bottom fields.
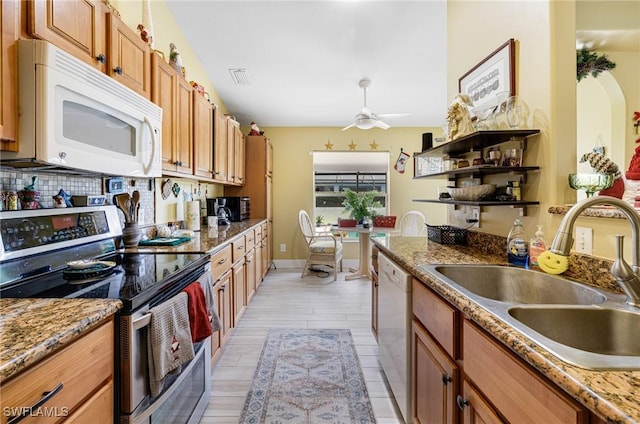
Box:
left=0, top=206, right=212, bottom=424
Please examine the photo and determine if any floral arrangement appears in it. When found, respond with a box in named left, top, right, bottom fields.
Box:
left=342, top=189, right=382, bottom=222
left=576, top=48, right=616, bottom=82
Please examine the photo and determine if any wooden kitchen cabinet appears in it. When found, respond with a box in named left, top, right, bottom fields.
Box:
left=215, top=270, right=233, bottom=346
left=193, top=92, right=213, bottom=179
left=462, top=319, right=588, bottom=424
left=1, top=0, right=19, bottom=150
left=153, top=51, right=193, bottom=176
left=232, top=260, right=246, bottom=326
left=106, top=14, right=151, bottom=98
left=27, top=0, right=151, bottom=98
left=412, top=321, right=458, bottom=424
left=226, top=119, right=237, bottom=184
left=245, top=248, right=257, bottom=303
left=411, top=276, right=589, bottom=424
left=0, top=319, right=114, bottom=424
left=27, top=0, right=107, bottom=73
left=234, top=125, right=246, bottom=185
left=458, top=381, right=503, bottom=424
left=226, top=135, right=273, bottom=272
left=213, top=107, right=228, bottom=182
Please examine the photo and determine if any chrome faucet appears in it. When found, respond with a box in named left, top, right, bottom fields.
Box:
left=549, top=196, right=640, bottom=307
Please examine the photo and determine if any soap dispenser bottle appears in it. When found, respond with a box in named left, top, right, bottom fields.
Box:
left=529, top=225, right=547, bottom=268
left=507, top=219, right=529, bottom=267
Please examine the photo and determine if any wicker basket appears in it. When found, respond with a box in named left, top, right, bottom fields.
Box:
left=373, top=215, right=397, bottom=228
left=427, top=225, right=467, bottom=245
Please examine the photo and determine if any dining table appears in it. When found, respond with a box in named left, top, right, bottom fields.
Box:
left=332, top=225, right=399, bottom=280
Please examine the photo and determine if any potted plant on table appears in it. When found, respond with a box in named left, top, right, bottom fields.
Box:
left=342, top=189, right=382, bottom=228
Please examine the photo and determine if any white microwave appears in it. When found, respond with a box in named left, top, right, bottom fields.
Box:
left=3, top=39, right=162, bottom=177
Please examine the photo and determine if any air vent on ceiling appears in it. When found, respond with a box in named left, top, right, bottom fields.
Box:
left=229, top=68, right=252, bottom=85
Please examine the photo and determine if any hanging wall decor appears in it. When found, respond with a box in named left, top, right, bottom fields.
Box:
left=394, top=148, right=410, bottom=173
left=576, top=48, right=616, bottom=82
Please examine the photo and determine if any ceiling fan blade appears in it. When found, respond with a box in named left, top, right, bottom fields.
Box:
left=341, top=123, right=356, bottom=131
left=374, top=120, right=390, bottom=130
left=375, top=113, right=411, bottom=118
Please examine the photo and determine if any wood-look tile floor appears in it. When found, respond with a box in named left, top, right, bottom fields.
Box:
left=199, top=268, right=405, bottom=424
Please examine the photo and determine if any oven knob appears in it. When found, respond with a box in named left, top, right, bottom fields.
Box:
left=59, top=151, right=67, bottom=160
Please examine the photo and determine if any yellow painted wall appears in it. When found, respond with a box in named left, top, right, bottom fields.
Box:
left=448, top=0, right=635, bottom=261
left=264, top=127, right=446, bottom=261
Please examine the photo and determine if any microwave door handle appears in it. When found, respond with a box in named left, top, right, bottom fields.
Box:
left=142, top=116, right=157, bottom=175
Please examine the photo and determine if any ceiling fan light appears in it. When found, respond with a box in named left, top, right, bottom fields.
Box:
left=355, top=117, right=375, bottom=129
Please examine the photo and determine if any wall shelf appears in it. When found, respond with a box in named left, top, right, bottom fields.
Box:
left=414, top=165, right=540, bottom=180
left=415, top=129, right=541, bottom=158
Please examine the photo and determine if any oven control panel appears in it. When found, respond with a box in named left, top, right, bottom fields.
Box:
left=0, top=208, right=113, bottom=253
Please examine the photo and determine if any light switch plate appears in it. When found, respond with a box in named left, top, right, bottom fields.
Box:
left=575, top=226, right=592, bottom=255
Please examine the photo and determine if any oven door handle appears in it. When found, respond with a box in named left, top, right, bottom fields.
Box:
left=132, top=313, right=152, bottom=330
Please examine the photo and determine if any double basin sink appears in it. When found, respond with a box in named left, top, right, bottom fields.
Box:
left=419, top=264, right=640, bottom=370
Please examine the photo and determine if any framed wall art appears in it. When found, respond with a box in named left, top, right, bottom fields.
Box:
left=458, top=39, right=515, bottom=111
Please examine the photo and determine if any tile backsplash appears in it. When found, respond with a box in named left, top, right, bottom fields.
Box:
left=0, top=169, right=155, bottom=226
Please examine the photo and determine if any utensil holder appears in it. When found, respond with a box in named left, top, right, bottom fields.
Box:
left=122, top=222, right=141, bottom=247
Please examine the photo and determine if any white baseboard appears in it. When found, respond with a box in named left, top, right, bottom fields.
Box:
left=272, top=259, right=358, bottom=270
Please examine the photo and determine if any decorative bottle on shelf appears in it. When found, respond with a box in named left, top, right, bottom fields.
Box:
left=529, top=225, right=547, bottom=268
left=507, top=219, right=529, bottom=268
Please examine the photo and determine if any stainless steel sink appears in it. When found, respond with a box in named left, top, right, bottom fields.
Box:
left=427, top=265, right=607, bottom=305
left=507, top=306, right=640, bottom=369
left=420, top=264, right=640, bottom=369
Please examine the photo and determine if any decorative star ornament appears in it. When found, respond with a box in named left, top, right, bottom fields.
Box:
left=324, top=140, right=333, bottom=150
left=370, top=140, right=379, bottom=150
left=348, top=141, right=357, bottom=150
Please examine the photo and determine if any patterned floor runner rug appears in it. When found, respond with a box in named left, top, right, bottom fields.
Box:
left=239, top=328, right=377, bottom=424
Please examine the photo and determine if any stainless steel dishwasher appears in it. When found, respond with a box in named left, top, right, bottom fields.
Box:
left=378, top=252, right=412, bottom=423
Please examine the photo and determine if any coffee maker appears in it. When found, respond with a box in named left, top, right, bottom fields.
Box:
left=213, top=198, right=231, bottom=226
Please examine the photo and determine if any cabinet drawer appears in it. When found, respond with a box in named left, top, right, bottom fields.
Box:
left=260, top=222, right=267, bottom=238
left=245, top=230, right=256, bottom=251
left=232, top=236, right=246, bottom=263
left=65, top=380, right=113, bottom=424
left=211, top=244, right=232, bottom=281
left=1, top=320, right=114, bottom=424
left=412, top=278, right=457, bottom=358
left=255, top=225, right=263, bottom=240
left=463, top=320, right=588, bottom=424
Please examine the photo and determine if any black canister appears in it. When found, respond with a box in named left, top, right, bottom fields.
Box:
left=422, top=133, right=433, bottom=151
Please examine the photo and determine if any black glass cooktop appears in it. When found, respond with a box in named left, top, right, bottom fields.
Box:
left=1, top=252, right=209, bottom=312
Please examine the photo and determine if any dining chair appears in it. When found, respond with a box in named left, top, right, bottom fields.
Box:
left=398, top=211, right=427, bottom=236
left=298, top=210, right=343, bottom=281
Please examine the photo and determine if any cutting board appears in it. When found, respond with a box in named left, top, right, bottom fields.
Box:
left=138, top=237, right=191, bottom=246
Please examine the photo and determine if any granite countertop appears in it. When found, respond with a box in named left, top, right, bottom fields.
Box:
left=129, top=219, right=267, bottom=254
left=371, top=235, right=639, bottom=424
left=0, top=298, right=122, bottom=382
left=0, top=220, right=266, bottom=382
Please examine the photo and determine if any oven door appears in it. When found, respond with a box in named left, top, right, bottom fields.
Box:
left=121, top=306, right=211, bottom=424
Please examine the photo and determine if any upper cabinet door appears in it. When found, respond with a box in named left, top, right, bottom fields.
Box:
left=193, top=94, right=213, bottom=179
left=106, top=13, right=151, bottom=99
left=28, top=0, right=107, bottom=73
left=1, top=0, right=19, bottom=150
left=213, top=108, right=228, bottom=182
left=152, top=53, right=178, bottom=173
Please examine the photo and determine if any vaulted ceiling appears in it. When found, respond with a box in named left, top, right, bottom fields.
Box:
left=166, top=1, right=448, bottom=129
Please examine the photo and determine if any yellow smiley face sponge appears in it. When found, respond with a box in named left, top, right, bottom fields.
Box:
left=537, top=250, right=569, bottom=275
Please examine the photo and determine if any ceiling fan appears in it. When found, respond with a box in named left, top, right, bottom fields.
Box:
left=341, top=78, right=410, bottom=131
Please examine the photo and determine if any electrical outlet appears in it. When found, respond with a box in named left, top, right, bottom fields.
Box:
left=280, top=243, right=286, bottom=252
left=471, top=207, right=480, bottom=228
left=575, top=226, right=592, bottom=255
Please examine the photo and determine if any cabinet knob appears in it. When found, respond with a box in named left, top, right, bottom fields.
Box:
left=114, top=66, right=123, bottom=75
left=96, top=53, right=106, bottom=63
left=441, top=374, right=452, bottom=385
left=456, top=395, right=469, bottom=410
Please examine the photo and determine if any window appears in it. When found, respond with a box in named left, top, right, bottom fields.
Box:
left=312, top=151, right=389, bottom=239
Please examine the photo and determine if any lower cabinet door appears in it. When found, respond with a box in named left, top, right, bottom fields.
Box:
left=459, top=380, right=504, bottom=424
left=412, top=320, right=458, bottom=424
